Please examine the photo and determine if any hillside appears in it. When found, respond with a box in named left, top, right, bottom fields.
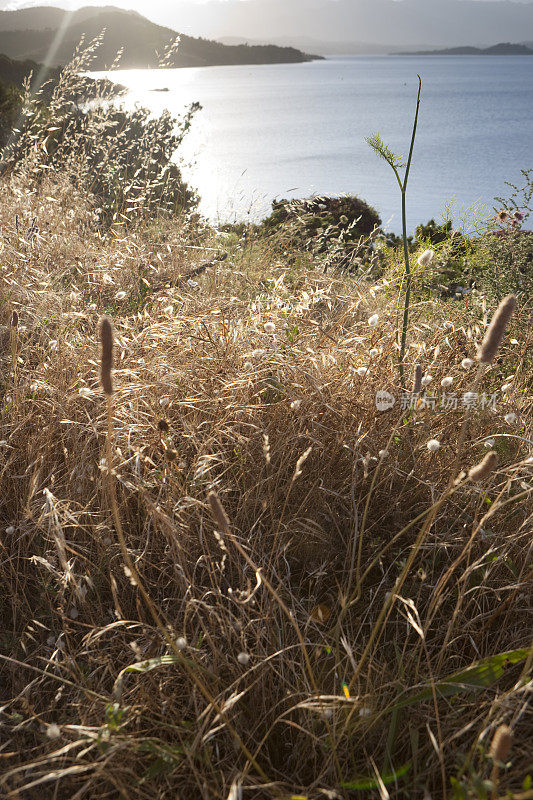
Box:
left=0, top=5, right=320, bottom=69
left=0, top=54, right=532, bottom=800
left=0, top=53, right=59, bottom=87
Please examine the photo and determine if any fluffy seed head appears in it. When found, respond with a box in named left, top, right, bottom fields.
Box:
left=417, top=249, right=434, bottom=267
left=426, top=439, right=441, bottom=453
left=421, top=375, right=433, bottom=387
left=477, top=295, right=516, bottom=364
left=264, top=322, right=276, bottom=334
left=99, top=317, right=114, bottom=396
left=237, top=652, right=250, bottom=665
left=489, top=725, right=512, bottom=763
left=461, top=358, right=475, bottom=369
left=46, top=724, right=61, bottom=739
left=468, top=451, right=498, bottom=482
left=368, top=314, right=379, bottom=327
left=441, top=376, right=453, bottom=389
left=175, top=636, right=187, bottom=650
left=504, top=412, right=517, bottom=425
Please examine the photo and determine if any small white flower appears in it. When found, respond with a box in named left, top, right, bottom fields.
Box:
left=484, top=439, right=495, bottom=449
left=504, top=413, right=517, bottom=424
left=441, top=377, right=453, bottom=389
left=378, top=449, right=389, bottom=459
left=5, top=526, right=15, bottom=535
left=290, top=400, right=302, bottom=411
left=159, top=396, right=171, bottom=407
left=461, top=358, right=475, bottom=369
left=78, top=387, right=92, bottom=398
left=368, top=314, right=379, bottom=327
left=421, top=375, right=433, bottom=387
left=264, top=322, right=276, bottom=334
left=175, top=636, right=187, bottom=650
left=417, top=248, right=434, bottom=267
left=237, top=652, right=250, bottom=665
left=115, top=291, right=127, bottom=301
left=46, top=724, right=61, bottom=739
left=356, top=366, right=369, bottom=378
left=426, top=439, right=441, bottom=453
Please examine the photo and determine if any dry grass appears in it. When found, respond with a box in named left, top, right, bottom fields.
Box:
left=0, top=174, right=532, bottom=800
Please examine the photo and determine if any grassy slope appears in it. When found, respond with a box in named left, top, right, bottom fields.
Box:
left=0, top=173, right=531, bottom=798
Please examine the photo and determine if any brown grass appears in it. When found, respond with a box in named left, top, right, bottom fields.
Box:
left=0, top=175, right=532, bottom=800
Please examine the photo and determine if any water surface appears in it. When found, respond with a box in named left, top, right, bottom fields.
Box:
left=95, top=55, right=533, bottom=232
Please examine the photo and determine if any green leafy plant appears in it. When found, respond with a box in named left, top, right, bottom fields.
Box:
left=367, top=76, right=422, bottom=386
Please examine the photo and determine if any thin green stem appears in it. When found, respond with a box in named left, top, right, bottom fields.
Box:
left=399, top=189, right=410, bottom=387
left=402, top=75, right=422, bottom=193
left=398, top=76, right=422, bottom=388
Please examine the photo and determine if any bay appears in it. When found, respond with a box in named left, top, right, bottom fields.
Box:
left=94, top=55, right=533, bottom=233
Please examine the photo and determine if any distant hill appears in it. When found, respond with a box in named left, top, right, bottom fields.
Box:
left=0, top=53, right=59, bottom=87
left=0, top=5, right=320, bottom=70
left=402, top=42, right=533, bottom=56
left=216, top=35, right=436, bottom=56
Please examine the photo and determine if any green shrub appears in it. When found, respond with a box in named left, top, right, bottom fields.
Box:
left=470, top=229, right=533, bottom=300
left=259, top=194, right=382, bottom=271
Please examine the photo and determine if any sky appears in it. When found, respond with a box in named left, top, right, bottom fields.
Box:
left=2, top=0, right=533, bottom=48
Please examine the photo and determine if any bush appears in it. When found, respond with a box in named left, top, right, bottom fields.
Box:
left=260, top=194, right=382, bottom=270
left=471, top=228, right=533, bottom=300
left=1, top=40, right=200, bottom=225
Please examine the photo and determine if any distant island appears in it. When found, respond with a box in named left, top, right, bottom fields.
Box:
left=400, top=42, right=533, bottom=56
left=0, top=5, right=321, bottom=70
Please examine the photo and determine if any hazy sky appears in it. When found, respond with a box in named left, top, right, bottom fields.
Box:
left=2, top=0, right=533, bottom=48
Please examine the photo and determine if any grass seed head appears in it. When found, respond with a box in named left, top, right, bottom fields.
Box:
left=477, top=295, right=517, bottom=364
left=413, top=365, right=423, bottom=394
left=99, top=316, right=114, bottom=395
left=208, top=491, right=231, bottom=535
left=468, top=451, right=498, bottom=482
left=489, top=724, right=513, bottom=763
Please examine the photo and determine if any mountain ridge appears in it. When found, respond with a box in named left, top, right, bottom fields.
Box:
left=0, top=5, right=321, bottom=69
left=400, top=42, right=533, bottom=56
